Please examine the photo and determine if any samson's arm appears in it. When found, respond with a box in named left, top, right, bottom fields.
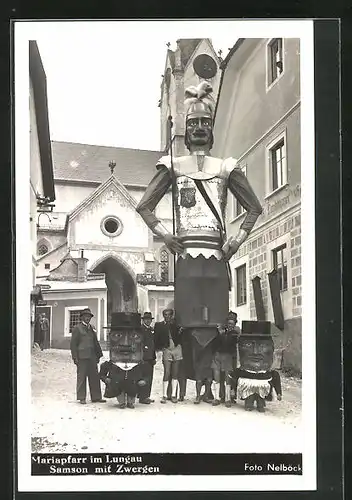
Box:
left=222, top=167, right=263, bottom=260
left=136, top=165, right=172, bottom=236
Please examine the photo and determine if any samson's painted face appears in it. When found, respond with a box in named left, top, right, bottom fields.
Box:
left=109, top=329, right=143, bottom=364
left=239, top=337, right=274, bottom=372
left=186, top=116, right=213, bottom=148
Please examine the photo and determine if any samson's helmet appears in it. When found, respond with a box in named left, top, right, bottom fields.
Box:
left=184, top=81, right=215, bottom=151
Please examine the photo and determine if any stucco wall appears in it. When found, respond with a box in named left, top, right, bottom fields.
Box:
left=54, top=183, right=96, bottom=212
left=46, top=297, right=99, bottom=349
left=148, top=289, right=174, bottom=322
left=216, top=38, right=300, bottom=158
left=36, top=242, right=68, bottom=277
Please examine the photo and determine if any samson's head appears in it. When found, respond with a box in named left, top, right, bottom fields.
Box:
left=238, top=321, right=274, bottom=372
left=184, top=81, right=215, bottom=152
left=108, top=312, right=143, bottom=364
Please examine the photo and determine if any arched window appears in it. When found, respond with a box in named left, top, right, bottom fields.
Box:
left=160, top=249, right=169, bottom=283
left=38, top=244, right=49, bottom=256
left=37, top=238, right=51, bottom=256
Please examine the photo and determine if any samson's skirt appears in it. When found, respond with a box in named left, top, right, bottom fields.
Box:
left=175, top=254, right=229, bottom=328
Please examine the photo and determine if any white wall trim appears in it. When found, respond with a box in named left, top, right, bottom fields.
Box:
left=64, top=305, right=88, bottom=337
left=145, top=285, right=174, bottom=292
left=96, top=297, right=101, bottom=341
left=43, top=291, right=106, bottom=301
left=229, top=163, right=247, bottom=222
left=103, top=298, right=108, bottom=341
left=265, top=128, right=288, bottom=196
left=230, top=253, right=250, bottom=321
left=265, top=38, right=285, bottom=92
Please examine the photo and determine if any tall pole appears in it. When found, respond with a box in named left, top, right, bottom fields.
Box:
left=167, top=115, right=177, bottom=286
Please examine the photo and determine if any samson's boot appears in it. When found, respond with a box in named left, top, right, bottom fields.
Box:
left=127, top=395, right=135, bottom=409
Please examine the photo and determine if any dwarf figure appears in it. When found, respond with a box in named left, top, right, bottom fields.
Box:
left=99, top=312, right=146, bottom=409
left=231, top=320, right=282, bottom=412
left=136, top=81, right=262, bottom=395
left=211, top=319, right=239, bottom=407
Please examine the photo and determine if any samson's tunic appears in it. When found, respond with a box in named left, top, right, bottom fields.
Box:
left=137, top=160, right=262, bottom=241
left=136, top=156, right=262, bottom=380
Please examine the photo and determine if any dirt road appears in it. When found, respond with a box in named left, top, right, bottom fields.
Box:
left=31, top=349, right=302, bottom=454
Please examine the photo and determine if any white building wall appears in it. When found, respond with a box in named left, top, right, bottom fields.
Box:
left=30, top=77, right=44, bottom=274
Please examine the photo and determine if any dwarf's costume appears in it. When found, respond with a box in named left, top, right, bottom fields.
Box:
left=230, top=320, right=282, bottom=412
left=99, top=312, right=146, bottom=409
left=136, top=82, right=262, bottom=382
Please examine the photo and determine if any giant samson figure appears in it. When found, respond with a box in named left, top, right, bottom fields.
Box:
left=136, top=81, right=262, bottom=402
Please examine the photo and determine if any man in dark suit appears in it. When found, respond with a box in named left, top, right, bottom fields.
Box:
left=154, top=308, right=183, bottom=403
left=70, top=308, right=106, bottom=404
left=138, top=312, right=156, bottom=404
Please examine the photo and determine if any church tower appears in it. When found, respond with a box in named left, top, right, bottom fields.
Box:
left=159, top=38, right=222, bottom=157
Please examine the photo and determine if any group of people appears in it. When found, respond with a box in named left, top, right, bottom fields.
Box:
left=70, top=306, right=243, bottom=408
left=152, top=308, right=241, bottom=407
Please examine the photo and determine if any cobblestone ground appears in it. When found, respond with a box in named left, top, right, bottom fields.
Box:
left=31, top=349, right=302, bottom=454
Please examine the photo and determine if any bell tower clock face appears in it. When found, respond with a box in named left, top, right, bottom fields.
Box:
left=193, top=54, right=218, bottom=79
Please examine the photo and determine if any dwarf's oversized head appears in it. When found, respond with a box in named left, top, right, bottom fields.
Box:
left=184, top=81, right=215, bottom=151
left=108, top=312, right=143, bottom=364
left=238, top=321, right=274, bottom=372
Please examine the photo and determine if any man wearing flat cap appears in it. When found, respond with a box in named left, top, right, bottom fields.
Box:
left=70, top=308, right=105, bottom=404
left=138, top=312, right=156, bottom=404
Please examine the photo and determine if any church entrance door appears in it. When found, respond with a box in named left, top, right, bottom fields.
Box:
left=91, top=257, right=137, bottom=325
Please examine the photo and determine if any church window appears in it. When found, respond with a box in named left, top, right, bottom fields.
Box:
left=100, top=215, right=123, bottom=237
left=160, top=249, right=169, bottom=283
left=38, top=244, right=49, bottom=255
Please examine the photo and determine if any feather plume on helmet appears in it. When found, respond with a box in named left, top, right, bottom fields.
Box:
left=184, top=81, right=215, bottom=119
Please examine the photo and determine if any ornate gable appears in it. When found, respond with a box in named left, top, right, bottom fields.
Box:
left=69, top=174, right=137, bottom=222
left=67, top=174, right=149, bottom=250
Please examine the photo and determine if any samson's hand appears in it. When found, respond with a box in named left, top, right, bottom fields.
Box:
left=153, top=222, right=184, bottom=254
left=222, top=237, right=239, bottom=262
left=163, top=234, right=185, bottom=254
left=222, top=229, right=248, bottom=261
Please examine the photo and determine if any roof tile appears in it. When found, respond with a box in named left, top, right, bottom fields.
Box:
left=52, top=141, right=163, bottom=186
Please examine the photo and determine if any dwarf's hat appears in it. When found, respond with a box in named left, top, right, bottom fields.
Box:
left=240, top=320, right=275, bottom=338
left=106, top=312, right=142, bottom=330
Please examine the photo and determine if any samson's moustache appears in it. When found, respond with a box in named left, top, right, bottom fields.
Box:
left=112, top=346, right=135, bottom=353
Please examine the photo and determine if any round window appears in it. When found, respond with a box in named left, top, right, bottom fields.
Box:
left=100, top=216, right=123, bottom=237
